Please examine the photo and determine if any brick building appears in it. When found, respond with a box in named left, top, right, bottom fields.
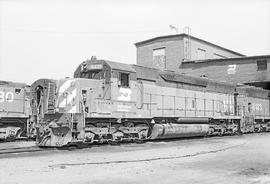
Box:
left=179, top=55, right=270, bottom=90
left=135, top=34, right=244, bottom=71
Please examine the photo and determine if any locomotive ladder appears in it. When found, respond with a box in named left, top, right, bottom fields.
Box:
left=47, top=83, right=56, bottom=114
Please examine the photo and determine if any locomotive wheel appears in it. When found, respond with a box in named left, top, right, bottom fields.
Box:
left=6, top=136, right=16, bottom=142
left=218, top=129, right=224, bottom=136
left=134, top=139, right=144, bottom=144
left=208, top=127, right=215, bottom=136
left=108, top=140, right=119, bottom=145
left=123, top=122, right=134, bottom=127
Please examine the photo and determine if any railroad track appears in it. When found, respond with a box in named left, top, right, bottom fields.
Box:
left=0, top=136, right=234, bottom=155
left=0, top=141, right=91, bottom=156
left=0, top=146, right=45, bottom=155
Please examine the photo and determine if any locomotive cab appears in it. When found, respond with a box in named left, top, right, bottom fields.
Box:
left=74, top=57, right=138, bottom=117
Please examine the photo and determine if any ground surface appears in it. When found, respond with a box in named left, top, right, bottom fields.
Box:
left=1, top=133, right=270, bottom=184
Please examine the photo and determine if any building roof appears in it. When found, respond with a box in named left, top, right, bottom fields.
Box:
left=133, top=64, right=236, bottom=93
left=135, top=33, right=245, bottom=57
left=237, top=85, right=270, bottom=99
left=105, top=60, right=136, bottom=73
left=181, top=55, right=270, bottom=66
left=0, top=80, right=28, bottom=88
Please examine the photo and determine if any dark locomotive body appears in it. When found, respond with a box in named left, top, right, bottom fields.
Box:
left=31, top=58, right=270, bottom=147
left=0, top=80, right=33, bottom=140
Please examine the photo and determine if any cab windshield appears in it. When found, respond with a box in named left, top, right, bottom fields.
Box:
left=80, top=70, right=104, bottom=79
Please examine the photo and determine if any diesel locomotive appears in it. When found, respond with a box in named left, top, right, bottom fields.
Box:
left=30, top=57, right=270, bottom=147
left=0, top=80, right=34, bottom=140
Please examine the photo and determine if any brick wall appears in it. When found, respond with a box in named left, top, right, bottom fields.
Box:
left=136, top=39, right=183, bottom=71
left=180, top=57, right=270, bottom=84
left=187, top=38, right=242, bottom=60
left=136, top=35, right=243, bottom=72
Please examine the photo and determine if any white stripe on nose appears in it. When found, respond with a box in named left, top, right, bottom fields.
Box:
left=59, top=80, right=75, bottom=93
left=68, top=105, right=77, bottom=113
left=58, top=89, right=77, bottom=108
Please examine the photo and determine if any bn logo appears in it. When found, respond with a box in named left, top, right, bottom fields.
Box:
left=0, top=91, right=14, bottom=103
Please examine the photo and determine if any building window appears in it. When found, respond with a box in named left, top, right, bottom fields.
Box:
left=153, top=48, right=166, bottom=70
left=257, top=60, right=267, bottom=71
left=197, top=48, right=206, bottom=59
left=119, top=73, right=129, bottom=87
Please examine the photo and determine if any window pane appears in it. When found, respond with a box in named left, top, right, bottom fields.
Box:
left=153, top=48, right=166, bottom=70
left=257, top=60, right=267, bottom=71
left=120, top=73, right=129, bottom=87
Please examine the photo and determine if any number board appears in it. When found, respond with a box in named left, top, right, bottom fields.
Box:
left=89, top=64, right=103, bottom=70
left=0, top=91, right=14, bottom=103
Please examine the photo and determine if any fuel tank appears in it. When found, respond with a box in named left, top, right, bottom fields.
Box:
left=150, top=123, right=209, bottom=140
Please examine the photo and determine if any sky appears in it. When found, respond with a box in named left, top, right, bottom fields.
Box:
left=0, top=0, right=269, bottom=84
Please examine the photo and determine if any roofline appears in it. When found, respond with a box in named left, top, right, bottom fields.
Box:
left=245, top=80, right=270, bottom=84
left=0, top=80, right=27, bottom=87
left=135, top=33, right=245, bottom=56
left=238, top=84, right=270, bottom=90
left=133, top=64, right=236, bottom=87
left=182, top=55, right=270, bottom=64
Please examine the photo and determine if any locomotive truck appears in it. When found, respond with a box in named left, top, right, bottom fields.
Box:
left=30, top=57, right=270, bottom=147
left=0, top=80, right=34, bottom=140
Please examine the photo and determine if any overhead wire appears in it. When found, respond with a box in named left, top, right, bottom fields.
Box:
left=0, top=28, right=169, bottom=35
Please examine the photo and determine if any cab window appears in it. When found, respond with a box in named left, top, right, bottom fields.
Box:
left=120, top=73, right=129, bottom=87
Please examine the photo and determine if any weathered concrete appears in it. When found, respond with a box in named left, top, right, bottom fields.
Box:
left=1, top=134, right=270, bottom=184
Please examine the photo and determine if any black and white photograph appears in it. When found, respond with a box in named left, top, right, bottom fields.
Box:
left=0, top=0, right=270, bottom=183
